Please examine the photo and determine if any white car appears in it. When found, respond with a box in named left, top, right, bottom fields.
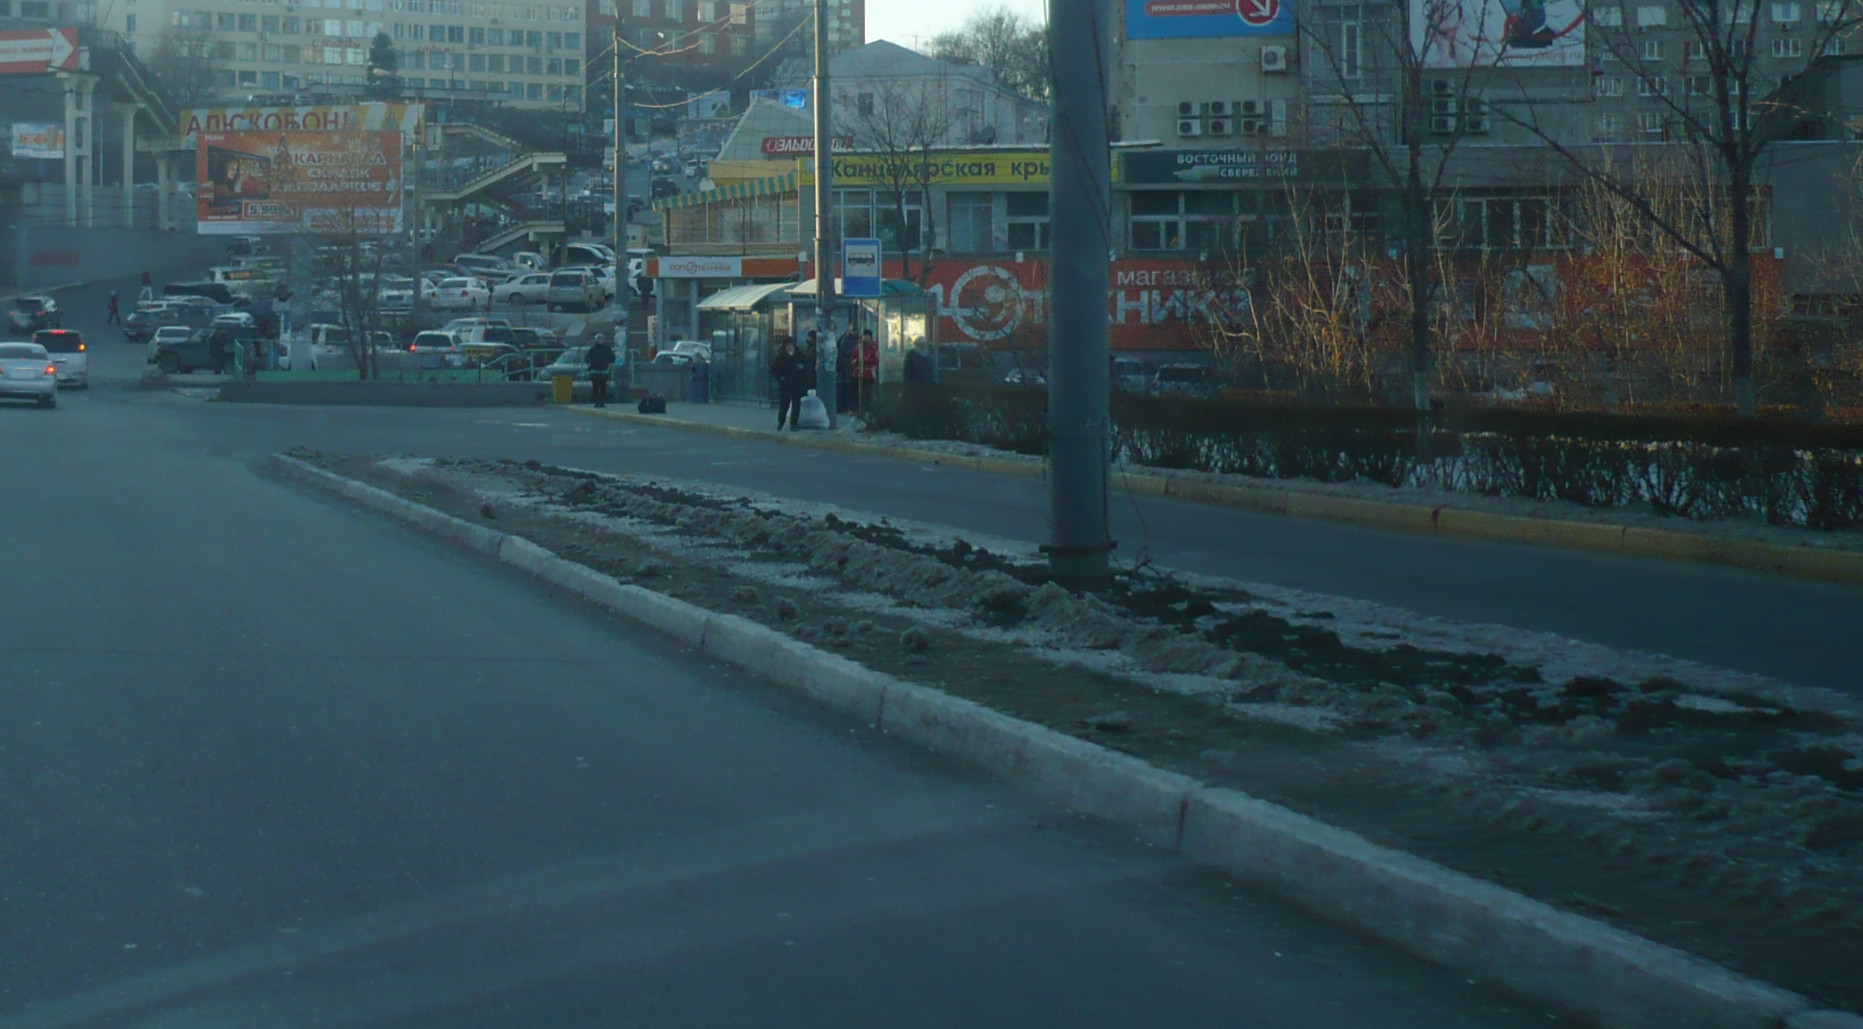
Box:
left=34, top=329, right=88, bottom=387
left=430, top=277, right=491, bottom=310
left=494, top=273, right=552, bottom=305
left=546, top=269, right=605, bottom=311
left=0, top=341, right=57, bottom=407
left=213, top=311, right=257, bottom=329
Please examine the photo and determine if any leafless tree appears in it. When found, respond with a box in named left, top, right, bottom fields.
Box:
left=1299, top=0, right=1498, bottom=409
left=146, top=23, right=219, bottom=109
left=924, top=5, right=1050, bottom=101
left=835, top=78, right=961, bottom=284
left=1504, top=0, right=1863, bottom=415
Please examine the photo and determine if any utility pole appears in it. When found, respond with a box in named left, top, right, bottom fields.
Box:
left=811, top=0, right=836, bottom=427
left=613, top=3, right=632, bottom=345
left=1044, top=0, right=1113, bottom=586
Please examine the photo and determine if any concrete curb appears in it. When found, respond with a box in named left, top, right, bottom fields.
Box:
left=565, top=405, right=1863, bottom=586
left=266, top=451, right=1857, bottom=1029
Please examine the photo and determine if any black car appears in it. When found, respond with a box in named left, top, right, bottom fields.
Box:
left=123, top=308, right=166, bottom=344
left=8, top=296, right=61, bottom=334
left=650, top=176, right=679, bottom=200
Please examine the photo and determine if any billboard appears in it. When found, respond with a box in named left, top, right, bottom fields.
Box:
left=196, top=130, right=404, bottom=235
left=179, top=103, right=423, bottom=148
left=799, top=151, right=1051, bottom=187
left=1126, top=0, right=1294, bottom=39
left=1412, top=0, right=1586, bottom=68
left=10, top=122, right=65, bottom=159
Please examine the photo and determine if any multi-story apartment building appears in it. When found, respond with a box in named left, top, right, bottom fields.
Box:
left=96, top=0, right=589, bottom=108
left=587, top=0, right=757, bottom=95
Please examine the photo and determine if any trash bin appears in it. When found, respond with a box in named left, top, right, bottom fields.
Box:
left=551, top=372, right=575, bottom=404
left=690, top=360, right=710, bottom=404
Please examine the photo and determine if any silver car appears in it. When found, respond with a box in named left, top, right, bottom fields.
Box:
left=0, top=342, right=58, bottom=407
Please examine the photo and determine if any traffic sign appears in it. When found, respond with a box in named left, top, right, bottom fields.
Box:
left=842, top=238, right=882, bottom=298
left=1236, top=0, right=1280, bottom=28
left=0, top=28, right=80, bottom=75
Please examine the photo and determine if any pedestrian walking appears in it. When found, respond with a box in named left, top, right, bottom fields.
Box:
left=771, top=335, right=811, bottom=430
left=105, top=292, right=121, bottom=324
left=138, top=270, right=153, bottom=302
left=854, top=329, right=879, bottom=412
left=586, top=333, right=617, bottom=407
left=903, top=336, right=934, bottom=384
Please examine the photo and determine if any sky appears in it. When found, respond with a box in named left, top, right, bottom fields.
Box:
left=863, top=0, right=1047, bottom=51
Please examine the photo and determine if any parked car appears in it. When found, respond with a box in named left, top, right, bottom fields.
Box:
left=34, top=329, right=88, bottom=386
left=494, top=273, right=552, bottom=305
left=662, top=339, right=711, bottom=363
left=546, top=269, right=604, bottom=311
left=651, top=176, right=679, bottom=200
left=458, top=340, right=521, bottom=370
left=1149, top=363, right=1214, bottom=397
left=213, top=311, right=258, bottom=330
left=8, top=296, right=61, bottom=334
left=1112, top=358, right=1147, bottom=393
left=149, top=325, right=197, bottom=356
left=431, top=277, right=491, bottom=310
left=408, top=330, right=462, bottom=354
left=0, top=341, right=58, bottom=407
left=124, top=307, right=171, bottom=344
left=541, top=346, right=594, bottom=382
left=149, top=326, right=222, bottom=375
left=441, top=317, right=515, bottom=345
left=450, top=253, right=511, bottom=278
left=376, top=276, right=430, bottom=311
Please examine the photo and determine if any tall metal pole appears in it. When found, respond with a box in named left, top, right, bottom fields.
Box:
left=811, top=0, right=837, bottom=427
left=1044, top=0, right=1113, bottom=586
left=613, top=6, right=632, bottom=344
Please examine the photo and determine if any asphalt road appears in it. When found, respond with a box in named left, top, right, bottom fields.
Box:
left=48, top=264, right=1863, bottom=696
left=0, top=276, right=1564, bottom=1025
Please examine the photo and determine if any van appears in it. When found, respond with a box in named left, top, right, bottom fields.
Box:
left=33, top=329, right=89, bottom=387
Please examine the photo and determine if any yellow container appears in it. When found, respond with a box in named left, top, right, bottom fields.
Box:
left=551, top=373, right=574, bottom=404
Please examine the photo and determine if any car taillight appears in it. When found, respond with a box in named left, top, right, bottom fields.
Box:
left=78, top=343, right=86, bottom=351
left=44, top=365, right=55, bottom=375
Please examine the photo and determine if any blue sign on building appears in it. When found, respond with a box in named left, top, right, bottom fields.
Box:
left=1125, top=0, right=1294, bottom=39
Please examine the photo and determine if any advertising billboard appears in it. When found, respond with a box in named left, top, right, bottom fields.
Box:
left=799, top=151, right=1051, bottom=187
left=196, top=130, right=404, bottom=235
left=1412, top=0, right=1585, bottom=68
left=179, top=102, right=423, bottom=148
left=1126, top=0, right=1294, bottom=40
left=10, top=122, right=65, bottom=159
left=1120, top=148, right=1372, bottom=185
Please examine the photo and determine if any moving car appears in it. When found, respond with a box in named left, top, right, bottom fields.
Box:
left=0, top=341, right=58, bottom=407
left=8, top=296, right=61, bottom=334
left=34, top=329, right=88, bottom=386
left=545, top=269, right=604, bottom=311
left=493, top=273, right=552, bottom=305
left=430, top=277, right=491, bottom=310
left=650, top=176, right=679, bottom=200
left=1149, top=363, right=1214, bottom=397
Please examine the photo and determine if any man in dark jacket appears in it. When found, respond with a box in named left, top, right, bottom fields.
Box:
left=586, top=333, right=617, bottom=407
left=771, top=335, right=811, bottom=430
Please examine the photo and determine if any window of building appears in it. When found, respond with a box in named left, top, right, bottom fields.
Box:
left=346, top=19, right=364, bottom=35
left=283, top=16, right=300, bottom=31
left=238, top=40, right=258, bottom=58
left=238, top=69, right=258, bottom=85
left=665, top=0, right=681, bottom=19
left=527, top=29, right=542, bottom=45
left=262, top=13, right=280, bottom=29
left=1126, top=191, right=1247, bottom=251
left=1820, top=36, right=1846, bottom=55
left=856, top=91, right=874, bottom=116
left=487, top=27, right=503, bottom=43
left=729, top=34, right=745, bottom=54
left=1437, top=195, right=1565, bottom=250
left=449, top=24, right=465, bottom=41
left=1687, top=73, right=1712, bottom=93
left=217, top=11, right=235, bottom=28
left=347, top=46, right=365, bottom=62
left=698, top=34, right=713, bottom=52
left=1634, top=4, right=1667, bottom=25
left=526, top=81, right=542, bottom=98
left=238, top=12, right=257, bottom=29
left=262, top=70, right=281, bottom=86
left=283, top=43, right=300, bottom=60
left=1591, top=5, right=1623, bottom=24
left=527, top=54, right=542, bottom=72
left=1641, top=39, right=1665, bottom=59
left=215, top=40, right=235, bottom=57
left=1595, top=75, right=1624, bottom=96
left=407, top=50, right=424, bottom=67
left=469, top=25, right=484, bottom=42
left=469, top=51, right=485, bottom=69
left=1638, top=110, right=1665, bottom=132
left=263, top=42, right=282, bottom=59
left=1596, top=111, right=1626, bottom=134
left=565, top=32, right=579, bottom=48
left=564, top=57, right=578, bottom=74
left=633, top=0, right=649, bottom=15
left=1772, top=36, right=1803, bottom=56
left=1817, top=0, right=1843, bottom=20
left=696, top=0, right=713, bottom=18
left=948, top=193, right=993, bottom=252
left=1771, top=1, right=1801, bottom=20
left=1724, top=0, right=1753, bottom=21
left=485, top=53, right=502, bottom=70
left=729, top=1, right=746, bottom=22
left=1636, top=74, right=1668, bottom=94
left=546, top=56, right=562, bottom=73
left=125, top=12, right=136, bottom=33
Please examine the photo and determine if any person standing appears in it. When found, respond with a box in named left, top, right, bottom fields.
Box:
left=854, top=329, right=879, bottom=412
left=105, top=292, right=121, bottom=325
left=138, top=270, right=153, bottom=302
left=585, top=333, right=617, bottom=407
left=771, top=336, right=810, bottom=430
left=903, top=336, right=934, bottom=384
left=835, top=327, right=859, bottom=413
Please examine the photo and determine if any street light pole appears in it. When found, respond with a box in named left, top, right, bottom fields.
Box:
left=1044, top=0, right=1113, bottom=586
left=811, top=0, right=836, bottom=427
left=612, top=4, right=632, bottom=339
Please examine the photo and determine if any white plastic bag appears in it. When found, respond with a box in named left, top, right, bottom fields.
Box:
left=797, top=390, right=829, bottom=429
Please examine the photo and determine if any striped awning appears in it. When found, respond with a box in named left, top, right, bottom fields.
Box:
left=655, top=170, right=799, bottom=212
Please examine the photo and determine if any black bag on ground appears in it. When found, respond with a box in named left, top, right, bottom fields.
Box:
left=637, top=395, right=667, bottom=414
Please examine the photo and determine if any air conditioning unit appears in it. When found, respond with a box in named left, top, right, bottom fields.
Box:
left=1429, top=115, right=1457, bottom=133
left=1207, top=117, right=1233, bottom=135
left=1463, top=115, right=1491, bottom=133
left=1239, top=117, right=1266, bottom=134
left=1206, top=100, right=1232, bottom=117
left=1431, top=79, right=1455, bottom=96
left=1260, top=45, right=1288, bottom=72
left=1177, top=100, right=1196, bottom=117
left=1240, top=98, right=1264, bottom=116
left=1431, top=98, right=1459, bottom=115
left=1464, top=97, right=1488, bottom=116
left=1177, top=118, right=1203, bottom=137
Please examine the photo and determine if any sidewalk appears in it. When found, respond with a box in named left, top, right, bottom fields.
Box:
left=567, top=398, right=1863, bottom=586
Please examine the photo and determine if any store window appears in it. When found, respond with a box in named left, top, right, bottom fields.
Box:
left=1005, top=192, right=1048, bottom=250
left=1435, top=194, right=1567, bottom=250
left=947, top=193, right=994, bottom=253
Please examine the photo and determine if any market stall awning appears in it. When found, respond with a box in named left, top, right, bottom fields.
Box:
left=655, top=170, right=800, bottom=212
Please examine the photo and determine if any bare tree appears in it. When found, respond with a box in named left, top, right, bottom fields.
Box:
left=835, top=78, right=961, bottom=284
left=146, top=23, right=219, bottom=108
left=924, top=6, right=1050, bottom=101
left=1299, top=0, right=1502, bottom=409
left=1505, top=0, right=1863, bottom=416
